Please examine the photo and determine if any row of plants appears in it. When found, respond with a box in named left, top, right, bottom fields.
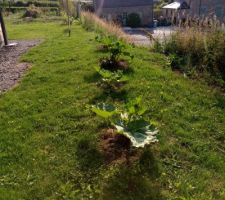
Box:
left=88, top=35, right=159, bottom=163
left=153, top=28, right=225, bottom=88
left=2, top=6, right=59, bottom=14
left=0, top=0, right=60, bottom=15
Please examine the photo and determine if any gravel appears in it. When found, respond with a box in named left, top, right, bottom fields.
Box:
left=123, top=27, right=175, bottom=46
left=0, top=40, right=40, bottom=93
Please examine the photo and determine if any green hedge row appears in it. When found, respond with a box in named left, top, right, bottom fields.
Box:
left=0, top=1, right=59, bottom=8
left=3, top=7, right=59, bottom=13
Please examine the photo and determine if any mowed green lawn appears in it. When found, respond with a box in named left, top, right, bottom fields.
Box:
left=0, top=17, right=225, bottom=200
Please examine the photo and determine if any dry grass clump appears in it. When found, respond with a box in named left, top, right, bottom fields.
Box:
left=154, top=27, right=225, bottom=87
left=80, top=11, right=133, bottom=43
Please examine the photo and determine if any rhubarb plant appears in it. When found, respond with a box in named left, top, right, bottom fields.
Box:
left=95, top=35, right=134, bottom=71
left=91, top=97, right=158, bottom=148
left=95, top=66, right=128, bottom=92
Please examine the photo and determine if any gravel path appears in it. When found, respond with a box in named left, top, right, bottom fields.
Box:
left=123, top=27, right=175, bottom=46
left=0, top=40, right=40, bottom=93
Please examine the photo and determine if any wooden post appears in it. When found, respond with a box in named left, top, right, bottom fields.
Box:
left=0, top=8, right=9, bottom=45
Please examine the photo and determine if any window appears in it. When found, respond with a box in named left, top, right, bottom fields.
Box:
left=200, top=6, right=207, bottom=15
left=122, top=12, right=127, bottom=19
left=122, top=12, right=127, bottom=26
left=215, top=7, right=223, bottom=18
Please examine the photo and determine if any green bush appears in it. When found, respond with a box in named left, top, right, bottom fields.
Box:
left=0, top=1, right=59, bottom=8
left=127, top=13, right=141, bottom=28
left=23, top=5, right=42, bottom=18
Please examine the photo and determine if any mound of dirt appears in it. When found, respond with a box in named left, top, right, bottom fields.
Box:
left=100, top=58, right=129, bottom=72
left=100, top=129, right=138, bottom=164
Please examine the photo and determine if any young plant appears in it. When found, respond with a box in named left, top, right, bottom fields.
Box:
left=91, top=97, right=158, bottom=148
left=95, top=66, right=129, bottom=92
left=95, top=35, right=134, bottom=71
left=59, top=0, right=75, bottom=37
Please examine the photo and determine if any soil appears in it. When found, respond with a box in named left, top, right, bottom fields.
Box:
left=96, top=44, right=109, bottom=52
left=100, top=128, right=138, bottom=165
left=100, top=58, right=129, bottom=72
left=0, top=40, right=40, bottom=93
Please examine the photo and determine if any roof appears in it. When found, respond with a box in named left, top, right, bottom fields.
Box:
left=79, top=0, right=93, bottom=3
left=162, top=1, right=190, bottom=10
left=94, top=0, right=153, bottom=8
left=163, top=2, right=181, bottom=9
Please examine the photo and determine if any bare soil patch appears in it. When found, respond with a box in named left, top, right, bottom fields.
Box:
left=100, top=129, right=139, bottom=165
left=100, top=58, right=129, bottom=72
left=0, top=40, right=40, bottom=93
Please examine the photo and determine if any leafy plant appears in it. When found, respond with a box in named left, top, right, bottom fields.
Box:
left=59, top=0, right=75, bottom=36
left=91, top=97, right=158, bottom=148
left=154, top=28, right=225, bottom=86
left=23, top=5, right=42, bottom=18
left=96, top=35, right=133, bottom=62
left=95, top=35, right=134, bottom=71
left=95, top=66, right=128, bottom=92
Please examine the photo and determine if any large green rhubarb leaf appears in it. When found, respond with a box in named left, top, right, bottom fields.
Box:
left=114, top=117, right=158, bottom=148
left=91, top=103, right=116, bottom=119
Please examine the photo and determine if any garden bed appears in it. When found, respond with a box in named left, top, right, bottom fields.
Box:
left=0, top=40, right=40, bottom=93
left=0, top=18, right=225, bottom=200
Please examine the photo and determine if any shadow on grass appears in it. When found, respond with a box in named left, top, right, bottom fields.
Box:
left=215, top=94, right=225, bottom=109
left=102, top=148, right=165, bottom=200
left=83, top=72, right=101, bottom=84
left=90, top=89, right=129, bottom=103
left=75, top=134, right=103, bottom=171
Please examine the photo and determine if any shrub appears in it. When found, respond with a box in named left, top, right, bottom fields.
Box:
left=95, top=35, right=134, bottom=71
left=154, top=28, right=225, bottom=87
left=23, top=5, right=41, bottom=18
left=127, top=13, right=141, bottom=28
left=4, top=7, right=58, bottom=14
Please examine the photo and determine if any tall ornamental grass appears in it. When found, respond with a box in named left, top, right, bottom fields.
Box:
left=80, top=11, right=132, bottom=43
left=154, top=28, right=225, bottom=87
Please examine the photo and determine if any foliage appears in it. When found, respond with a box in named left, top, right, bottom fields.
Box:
left=2, top=18, right=225, bottom=200
left=91, top=97, right=158, bottom=148
left=95, top=66, right=128, bottom=92
left=154, top=28, right=225, bottom=86
left=127, top=13, right=141, bottom=28
left=0, top=1, right=59, bottom=8
left=22, top=4, right=42, bottom=18
left=59, top=0, right=76, bottom=36
left=96, top=35, right=134, bottom=63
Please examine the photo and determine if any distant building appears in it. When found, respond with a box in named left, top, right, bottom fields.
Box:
left=189, top=0, right=225, bottom=19
left=163, top=0, right=225, bottom=20
left=93, top=0, right=154, bottom=26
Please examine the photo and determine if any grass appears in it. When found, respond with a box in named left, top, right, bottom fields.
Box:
left=0, top=16, right=225, bottom=200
